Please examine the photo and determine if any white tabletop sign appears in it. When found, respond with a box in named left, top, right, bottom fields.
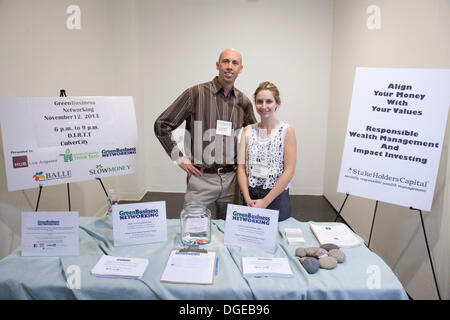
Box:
left=224, top=204, right=279, bottom=254
left=112, top=201, right=167, bottom=247
left=21, top=211, right=79, bottom=256
left=338, top=68, right=450, bottom=211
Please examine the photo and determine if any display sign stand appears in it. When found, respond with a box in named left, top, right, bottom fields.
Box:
left=95, top=177, right=109, bottom=198
left=334, top=193, right=441, bottom=300
left=35, top=185, right=43, bottom=211
left=60, top=89, right=72, bottom=212
left=33, top=89, right=110, bottom=212
left=333, top=193, right=349, bottom=222
left=367, top=200, right=379, bottom=248
left=410, top=206, right=442, bottom=300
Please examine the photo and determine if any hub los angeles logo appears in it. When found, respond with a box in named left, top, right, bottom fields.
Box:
left=13, top=155, right=28, bottom=168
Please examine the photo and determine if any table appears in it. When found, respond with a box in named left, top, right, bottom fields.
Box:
left=0, top=215, right=408, bottom=300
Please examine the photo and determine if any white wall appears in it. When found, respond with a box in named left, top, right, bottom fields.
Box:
left=141, top=0, right=333, bottom=195
left=323, top=0, right=450, bottom=299
left=0, top=0, right=333, bottom=257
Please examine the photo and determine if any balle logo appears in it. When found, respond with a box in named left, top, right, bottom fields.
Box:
left=33, top=172, right=45, bottom=182
left=32, top=170, right=72, bottom=182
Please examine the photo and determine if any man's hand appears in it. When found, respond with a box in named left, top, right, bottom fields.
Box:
left=176, top=156, right=202, bottom=177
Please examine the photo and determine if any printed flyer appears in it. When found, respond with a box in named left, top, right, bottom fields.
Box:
left=21, top=211, right=79, bottom=257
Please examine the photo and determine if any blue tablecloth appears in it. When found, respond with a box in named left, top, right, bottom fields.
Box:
left=0, top=215, right=408, bottom=300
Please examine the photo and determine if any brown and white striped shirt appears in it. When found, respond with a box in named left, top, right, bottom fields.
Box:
left=154, top=77, right=256, bottom=166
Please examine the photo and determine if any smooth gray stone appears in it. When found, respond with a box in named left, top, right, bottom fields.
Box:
left=305, top=247, right=320, bottom=257
left=295, top=247, right=307, bottom=258
left=328, top=249, right=346, bottom=263
left=313, top=248, right=328, bottom=259
left=320, top=243, right=339, bottom=251
left=300, top=257, right=319, bottom=274
left=319, top=256, right=338, bottom=269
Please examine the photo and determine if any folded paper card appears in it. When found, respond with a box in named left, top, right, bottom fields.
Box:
left=284, top=228, right=305, bottom=244
left=91, top=255, right=149, bottom=279
left=242, top=257, right=293, bottom=278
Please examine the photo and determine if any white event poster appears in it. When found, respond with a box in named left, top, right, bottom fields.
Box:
left=0, top=96, right=138, bottom=191
left=112, top=201, right=168, bottom=247
left=224, top=204, right=279, bottom=254
left=21, top=211, right=79, bottom=257
left=338, top=68, right=450, bottom=211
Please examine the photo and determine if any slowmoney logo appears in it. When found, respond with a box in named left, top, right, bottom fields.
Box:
left=33, top=172, right=45, bottom=182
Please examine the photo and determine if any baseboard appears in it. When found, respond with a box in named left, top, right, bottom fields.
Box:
left=144, top=185, right=323, bottom=196
left=116, top=186, right=326, bottom=204
left=117, top=189, right=149, bottom=202
left=146, top=185, right=186, bottom=194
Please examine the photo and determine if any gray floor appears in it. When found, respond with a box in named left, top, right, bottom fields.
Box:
left=121, top=192, right=342, bottom=222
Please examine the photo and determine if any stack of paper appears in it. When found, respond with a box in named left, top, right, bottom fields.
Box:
left=284, top=228, right=305, bottom=244
left=242, top=257, right=293, bottom=278
left=309, top=223, right=361, bottom=248
left=91, top=255, right=149, bottom=279
left=160, top=249, right=217, bottom=285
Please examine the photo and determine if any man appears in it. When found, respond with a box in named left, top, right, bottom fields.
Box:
left=154, top=48, right=256, bottom=219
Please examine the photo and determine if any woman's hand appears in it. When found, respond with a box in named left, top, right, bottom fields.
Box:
left=250, top=199, right=269, bottom=209
left=245, top=198, right=256, bottom=207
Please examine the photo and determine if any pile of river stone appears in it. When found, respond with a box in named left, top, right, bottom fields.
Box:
left=294, top=243, right=346, bottom=274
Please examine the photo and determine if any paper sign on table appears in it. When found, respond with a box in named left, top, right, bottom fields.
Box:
left=21, top=211, right=79, bottom=256
left=224, top=204, right=279, bottom=254
left=112, top=201, right=167, bottom=247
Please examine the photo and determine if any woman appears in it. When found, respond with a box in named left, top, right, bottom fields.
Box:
left=237, top=81, right=297, bottom=221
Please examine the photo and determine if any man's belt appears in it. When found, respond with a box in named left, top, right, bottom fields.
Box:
left=200, top=165, right=236, bottom=174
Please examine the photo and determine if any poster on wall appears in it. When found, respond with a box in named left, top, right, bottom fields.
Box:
left=338, top=68, right=450, bottom=211
left=0, top=96, right=138, bottom=191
